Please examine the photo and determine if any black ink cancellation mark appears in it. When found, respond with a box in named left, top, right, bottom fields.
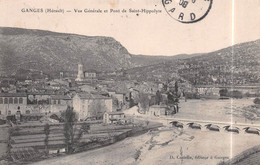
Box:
left=162, top=0, right=213, bottom=23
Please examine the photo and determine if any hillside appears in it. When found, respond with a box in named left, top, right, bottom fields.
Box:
left=0, top=27, right=259, bottom=86
left=0, top=27, right=132, bottom=76
left=127, top=39, right=260, bottom=86
left=131, top=54, right=202, bottom=67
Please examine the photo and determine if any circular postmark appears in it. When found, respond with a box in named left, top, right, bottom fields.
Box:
left=162, top=0, right=213, bottom=23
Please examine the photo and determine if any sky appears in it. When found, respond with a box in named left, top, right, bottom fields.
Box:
left=0, top=0, right=259, bottom=56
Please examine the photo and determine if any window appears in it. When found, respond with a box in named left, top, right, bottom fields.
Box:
left=9, top=98, right=13, bottom=104
left=58, top=100, right=61, bottom=104
left=14, top=98, right=18, bottom=104
left=53, top=100, right=56, bottom=104
left=8, top=111, right=11, bottom=115
left=0, top=111, right=1, bottom=115
left=0, top=98, right=3, bottom=104
left=4, top=98, right=8, bottom=104
left=19, top=98, right=23, bottom=104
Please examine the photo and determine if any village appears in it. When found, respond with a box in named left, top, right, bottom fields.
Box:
left=0, top=62, right=182, bottom=164
left=0, top=60, right=260, bottom=165
left=0, top=63, right=181, bottom=121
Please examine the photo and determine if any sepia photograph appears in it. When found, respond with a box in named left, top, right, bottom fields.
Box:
left=0, top=0, right=259, bottom=164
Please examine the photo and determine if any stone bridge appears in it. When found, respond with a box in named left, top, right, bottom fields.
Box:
left=164, top=117, right=260, bottom=134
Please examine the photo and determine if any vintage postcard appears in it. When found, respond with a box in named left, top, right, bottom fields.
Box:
left=0, top=0, right=259, bottom=164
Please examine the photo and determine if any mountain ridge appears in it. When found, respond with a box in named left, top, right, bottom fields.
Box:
left=127, top=39, right=260, bottom=85
left=0, top=27, right=133, bottom=76
left=0, top=27, right=259, bottom=86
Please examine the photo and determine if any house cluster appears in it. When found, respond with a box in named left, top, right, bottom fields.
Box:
left=0, top=64, right=131, bottom=123
left=0, top=62, right=189, bottom=123
left=195, top=85, right=221, bottom=96
left=194, top=85, right=260, bottom=98
left=0, top=90, right=120, bottom=121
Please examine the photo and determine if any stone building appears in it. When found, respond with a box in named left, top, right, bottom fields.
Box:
left=0, top=93, right=27, bottom=115
left=49, top=95, right=72, bottom=113
left=148, top=105, right=169, bottom=117
left=73, top=93, right=113, bottom=121
left=84, top=69, right=97, bottom=79
left=103, top=111, right=125, bottom=124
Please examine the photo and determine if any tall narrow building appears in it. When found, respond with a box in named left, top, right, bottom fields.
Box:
left=75, top=63, right=84, bottom=81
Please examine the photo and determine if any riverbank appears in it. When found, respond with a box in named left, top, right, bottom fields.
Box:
left=175, top=98, right=260, bottom=124
left=218, top=145, right=260, bottom=165
left=32, top=125, right=260, bottom=165
left=0, top=119, right=162, bottom=164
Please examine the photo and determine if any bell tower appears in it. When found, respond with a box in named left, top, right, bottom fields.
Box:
left=75, top=63, right=84, bottom=81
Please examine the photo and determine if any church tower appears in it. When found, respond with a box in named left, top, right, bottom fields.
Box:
left=75, top=63, right=84, bottom=81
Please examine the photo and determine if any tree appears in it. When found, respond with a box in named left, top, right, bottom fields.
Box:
left=6, top=126, right=14, bottom=160
left=44, top=123, right=50, bottom=155
left=162, top=83, right=168, bottom=92
left=137, top=93, right=150, bottom=114
left=167, top=90, right=176, bottom=105
left=227, top=90, right=243, bottom=99
left=174, top=81, right=180, bottom=103
left=219, top=88, right=228, bottom=97
left=88, top=100, right=108, bottom=120
left=175, top=81, right=178, bottom=94
left=254, top=98, right=260, bottom=104
left=63, top=106, right=90, bottom=154
left=129, top=92, right=135, bottom=108
left=155, top=90, right=162, bottom=105
left=112, top=96, right=119, bottom=110
left=63, top=106, right=77, bottom=154
left=166, top=81, right=181, bottom=113
left=73, top=123, right=90, bottom=150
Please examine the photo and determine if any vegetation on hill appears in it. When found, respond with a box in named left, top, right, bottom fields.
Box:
left=127, top=40, right=260, bottom=86
left=0, top=27, right=132, bottom=77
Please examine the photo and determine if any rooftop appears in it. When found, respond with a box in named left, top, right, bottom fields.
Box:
left=76, top=93, right=111, bottom=100
left=0, top=93, right=27, bottom=97
left=27, top=91, right=61, bottom=95
left=84, top=69, right=97, bottom=73
left=50, top=95, right=71, bottom=100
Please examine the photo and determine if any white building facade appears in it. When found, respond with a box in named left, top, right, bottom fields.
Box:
left=73, top=93, right=113, bottom=120
left=0, top=93, right=27, bottom=116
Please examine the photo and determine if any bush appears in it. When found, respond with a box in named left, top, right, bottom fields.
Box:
left=185, top=92, right=200, bottom=99
left=254, top=98, right=260, bottom=104
left=227, top=90, right=243, bottom=99
left=219, top=89, right=228, bottom=97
